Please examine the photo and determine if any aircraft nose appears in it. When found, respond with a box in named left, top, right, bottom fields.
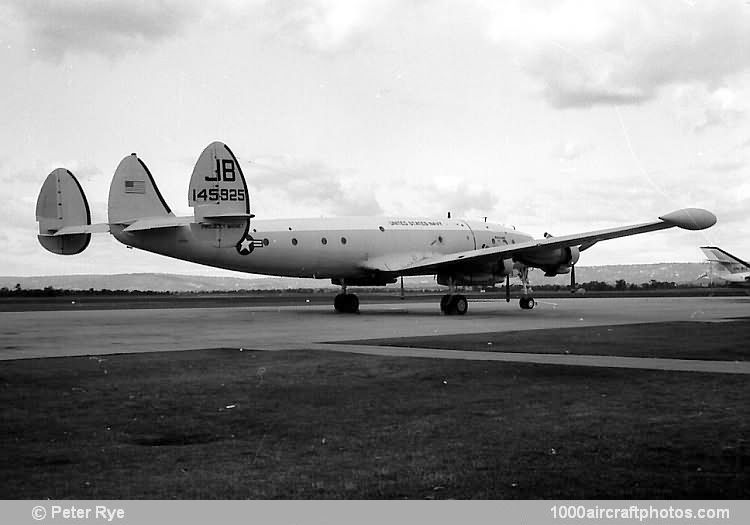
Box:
left=659, top=208, right=717, bottom=230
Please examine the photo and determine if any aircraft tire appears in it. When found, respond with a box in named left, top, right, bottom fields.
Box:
left=443, top=294, right=468, bottom=315
left=519, top=297, right=536, bottom=310
left=334, top=293, right=359, bottom=313
left=452, top=294, right=468, bottom=315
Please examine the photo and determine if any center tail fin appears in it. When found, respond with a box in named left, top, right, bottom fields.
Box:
left=108, top=153, right=173, bottom=225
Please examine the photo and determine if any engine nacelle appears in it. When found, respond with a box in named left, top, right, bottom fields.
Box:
left=438, top=259, right=514, bottom=286
left=516, top=246, right=580, bottom=276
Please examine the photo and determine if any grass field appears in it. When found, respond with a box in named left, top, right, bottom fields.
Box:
left=339, top=319, right=750, bottom=362
left=1, top=336, right=748, bottom=499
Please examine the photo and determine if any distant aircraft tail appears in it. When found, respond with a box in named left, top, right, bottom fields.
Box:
left=36, top=168, right=97, bottom=254
left=699, top=246, right=750, bottom=274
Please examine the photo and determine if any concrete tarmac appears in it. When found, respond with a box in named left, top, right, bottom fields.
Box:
left=2, top=296, right=749, bottom=373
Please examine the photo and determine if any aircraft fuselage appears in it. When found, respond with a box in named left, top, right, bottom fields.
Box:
left=112, top=216, right=532, bottom=282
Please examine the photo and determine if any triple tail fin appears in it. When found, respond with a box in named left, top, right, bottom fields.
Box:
left=108, top=153, right=173, bottom=225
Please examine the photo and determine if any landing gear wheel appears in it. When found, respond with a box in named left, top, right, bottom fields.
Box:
left=519, top=297, right=536, bottom=310
left=441, top=294, right=468, bottom=315
left=334, top=293, right=359, bottom=313
left=451, top=294, right=468, bottom=315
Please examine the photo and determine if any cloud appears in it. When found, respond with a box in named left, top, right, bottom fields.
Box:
left=423, top=184, right=498, bottom=219
left=6, top=0, right=204, bottom=60
left=247, top=155, right=383, bottom=216
left=480, top=1, right=750, bottom=108
left=261, top=0, right=397, bottom=53
left=553, top=140, right=594, bottom=161
left=674, top=85, right=746, bottom=133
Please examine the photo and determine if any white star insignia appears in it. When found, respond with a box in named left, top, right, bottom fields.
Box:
left=238, top=236, right=254, bottom=254
left=236, top=235, right=264, bottom=255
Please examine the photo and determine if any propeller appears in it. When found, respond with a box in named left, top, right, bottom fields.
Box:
left=506, top=274, right=510, bottom=302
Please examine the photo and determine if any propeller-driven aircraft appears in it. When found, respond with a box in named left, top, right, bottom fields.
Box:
left=36, top=141, right=717, bottom=314
left=699, top=246, right=750, bottom=286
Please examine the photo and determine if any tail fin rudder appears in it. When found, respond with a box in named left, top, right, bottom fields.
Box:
left=188, top=141, right=253, bottom=249
left=188, top=142, right=252, bottom=222
left=700, top=246, right=750, bottom=274
left=108, top=153, right=172, bottom=225
left=36, top=168, right=92, bottom=255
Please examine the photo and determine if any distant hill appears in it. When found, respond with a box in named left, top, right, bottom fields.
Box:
left=531, top=263, right=709, bottom=287
left=1, top=263, right=710, bottom=292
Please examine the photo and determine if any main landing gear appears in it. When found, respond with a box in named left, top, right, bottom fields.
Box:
left=519, top=296, right=536, bottom=310
left=334, top=293, right=359, bottom=313
left=518, top=266, right=535, bottom=310
left=440, top=276, right=468, bottom=315
left=334, top=280, right=359, bottom=313
left=440, top=294, right=468, bottom=315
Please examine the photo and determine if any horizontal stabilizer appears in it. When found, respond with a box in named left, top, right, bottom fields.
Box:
left=39, top=223, right=110, bottom=236
left=122, top=216, right=192, bottom=232
left=200, top=212, right=256, bottom=222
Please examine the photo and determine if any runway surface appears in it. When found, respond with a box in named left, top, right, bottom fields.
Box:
left=2, top=296, right=749, bottom=373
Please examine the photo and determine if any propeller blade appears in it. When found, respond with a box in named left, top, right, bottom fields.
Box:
left=506, top=274, right=510, bottom=302
left=570, top=265, right=576, bottom=290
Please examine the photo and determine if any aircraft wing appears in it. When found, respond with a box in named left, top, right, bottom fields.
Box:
left=368, top=208, right=716, bottom=275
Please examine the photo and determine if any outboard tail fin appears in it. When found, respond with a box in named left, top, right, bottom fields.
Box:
left=188, top=142, right=253, bottom=222
left=108, top=153, right=172, bottom=225
left=36, top=168, right=93, bottom=254
left=188, top=141, right=253, bottom=249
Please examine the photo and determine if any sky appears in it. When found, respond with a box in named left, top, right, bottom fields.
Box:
left=1, top=0, right=749, bottom=277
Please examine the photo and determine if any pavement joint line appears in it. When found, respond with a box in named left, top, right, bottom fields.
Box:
left=304, top=343, right=750, bottom=375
